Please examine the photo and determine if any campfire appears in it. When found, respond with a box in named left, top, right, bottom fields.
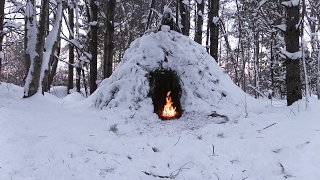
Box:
left=148, top=69, right=183, bottom=120
left=162, top=91, right=178, bottom=119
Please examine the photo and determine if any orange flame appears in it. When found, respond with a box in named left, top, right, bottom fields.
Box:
left=162, top=91, right=178, bottom=118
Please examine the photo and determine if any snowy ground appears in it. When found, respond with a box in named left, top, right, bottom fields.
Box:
left=0, top=83, right=320, bottom=180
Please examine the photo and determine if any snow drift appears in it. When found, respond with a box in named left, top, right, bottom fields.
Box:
left=92, top=26, right=256, bottom=120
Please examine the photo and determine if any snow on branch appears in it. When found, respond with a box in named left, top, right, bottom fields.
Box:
left=60, top=35, right=92, bottom=60
left=282, top=0, right=300, bottom=7
left=212, top=16, right=219, bottom=25
left=4, top=20, right=23, bottom=29
left=257, top=0, right=268, bottom=9
left=280, top=49, right=301, bottom=60
left=0, top=51, right=4, bottom=60
left=274, top=24, right=286, bottom=32
left=296, top=18, right=302, bottom=29
left=182, top=0, right=190, bottom=6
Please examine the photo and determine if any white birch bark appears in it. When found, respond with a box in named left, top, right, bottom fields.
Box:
left=39, top=0, right=63, bottom=92
left=23, top=0, right=38, bottom=97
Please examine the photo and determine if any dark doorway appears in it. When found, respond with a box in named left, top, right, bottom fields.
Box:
left=148, top=69, right=183, bottom=120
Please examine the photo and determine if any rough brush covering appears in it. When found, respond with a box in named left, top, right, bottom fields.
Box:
left=92, top=27, right=256, bottom=119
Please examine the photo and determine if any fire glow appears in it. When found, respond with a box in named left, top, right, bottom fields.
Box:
left=162, top=91, right=178, bottom=119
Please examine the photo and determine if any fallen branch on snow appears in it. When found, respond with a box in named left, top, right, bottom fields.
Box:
left=279, top=163, right=294, bottom=178
left=142, top=161, right=194, bottom=179
left=257, top=123, right=276, bottom=133
left=208, top=111, right=229, bottom=123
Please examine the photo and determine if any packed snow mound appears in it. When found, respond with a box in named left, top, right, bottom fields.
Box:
left=92, top=27, right=257, bottom=119
left=0, top=82, right=23, bottom=107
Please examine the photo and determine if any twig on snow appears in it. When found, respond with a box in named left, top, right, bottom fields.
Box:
left=212, top=144, right=215, bottom=155
left=213, top=172, right=219, bottom=180
left=279, top=163, right=294, bottom=178
left=187, top=133, right=202, bottom=139
left=257, top=123, right=276, bottom=133
left=142, top=161, right=194, bottom=179
left=111, top=159, right=121, bottom=165
left=173, top=136, right=181, bottom=146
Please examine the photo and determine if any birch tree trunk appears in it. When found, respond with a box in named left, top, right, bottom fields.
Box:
left=24, top=0, right=49, bottom=97
left=42, top=0, right=63, bottom=92
left=24, top=0, right=63, bottom=97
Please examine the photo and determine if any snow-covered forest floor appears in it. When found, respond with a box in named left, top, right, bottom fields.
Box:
left=0, top=82, right=319, bottom=180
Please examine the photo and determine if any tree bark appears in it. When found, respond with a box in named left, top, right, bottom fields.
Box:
left=89, top=0, right=98, bottom=94
left=179, top=0, right=190, bottom=36
left=0, top=0, right=4, bottom=80
left=209, top=0, right=219, bottom=62
left=76, top=64, right=81, bottom=92
left=254, top=30, right=260, bottom=98
left=43, top=1, right=63, bottom=92
left=24, top=0, right=49, bottom=97
left=284, top=3, right=302, bottom=106
left=68, top=2, right=74, bottom=93
left=194, top=1, right=204, bottom=44
left=103, top=0, right=116, bottom=79
left=145, top=0, right=155, bottom=31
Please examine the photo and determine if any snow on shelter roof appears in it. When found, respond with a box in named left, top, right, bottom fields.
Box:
left=92, top=26, right=257, bottom=120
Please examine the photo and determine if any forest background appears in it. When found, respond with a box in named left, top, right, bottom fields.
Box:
left=0, top=0, right=319, bottom=105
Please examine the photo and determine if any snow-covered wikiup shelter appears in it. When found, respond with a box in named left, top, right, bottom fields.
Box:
left=93, top=8, right=255, bottom=121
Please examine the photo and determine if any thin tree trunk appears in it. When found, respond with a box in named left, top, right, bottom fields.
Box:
left=46, top=37, right=61, bottom=92
left=284, top=3, right=302, bottom=106
left=254, top=30, right=260, bottom=98
left=0, top=0, right=4, bottom=80
left=89, top=0, right=98, bottom=94
left=209, top=0, right=219, bottom=62
left=179, top=0, right=190, bottom=36
left=104, top=0, right=116, bottom=79
left=82, top=69, right=88, bottom=97
left=76, top=64, right=81, bottom=92
left=194, top=1, right=204, bottom=44
left=68, top=2, right=74, bottom=93
left=41, top=0, right=63, bottom=93
left=270, top=32, right=275, bottom=97
left=146, top=0, right=155, bottom=31
left=43, top=1, right=63, bottom=92
left=301, top=0, right=309, bottom=107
